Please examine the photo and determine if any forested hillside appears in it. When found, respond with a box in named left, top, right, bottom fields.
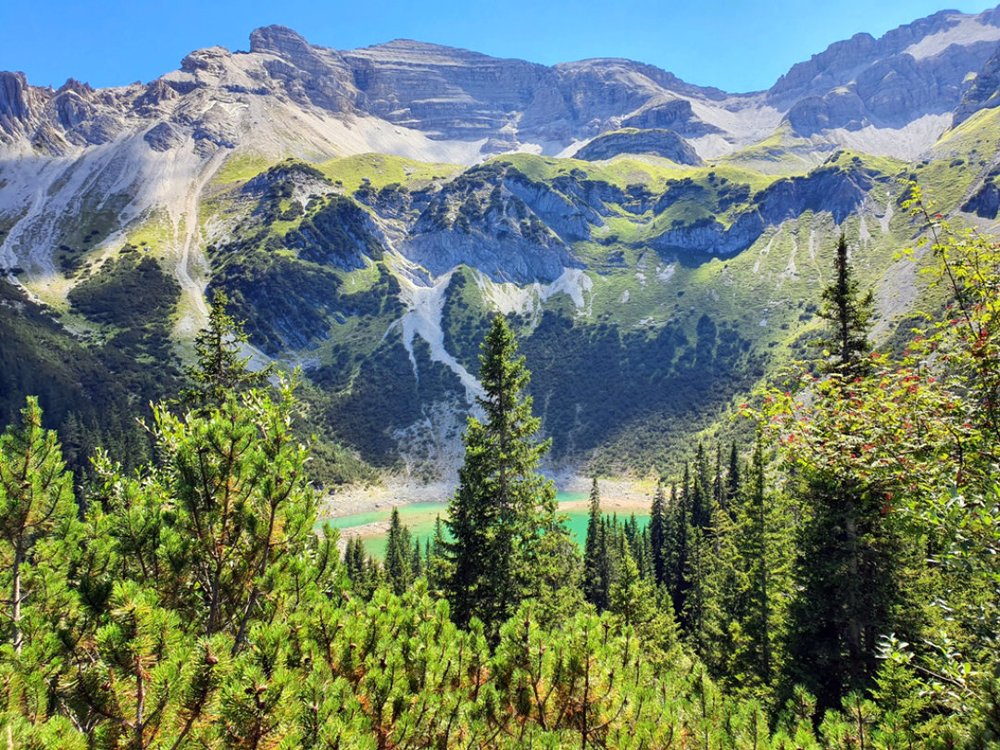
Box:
left=1, top=192, right=999, bottom=747
left=7, top=8, right=1000, bottom=481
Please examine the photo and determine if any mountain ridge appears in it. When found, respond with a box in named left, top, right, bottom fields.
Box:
left=5, top=5, right=1000, bottom=160
left=4, top=5, right=1000, bottom=481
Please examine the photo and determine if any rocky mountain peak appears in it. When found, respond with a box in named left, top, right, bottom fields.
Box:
left=771, top=7, right=1000, bottom=139
left=249, top=25, right=314, bottom=58
left=56, top=78, right=93, bottom=96
left=2, top=6, right=1000, bottom=164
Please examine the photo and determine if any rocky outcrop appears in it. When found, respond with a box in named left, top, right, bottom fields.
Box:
left=621, top=99, right=721, bottom=136
left=502, top=171, right=600, bottom=242
left=954, top=44, right=1000, bottom=124
left=573, top=128, right=701, bottom=164
left=401, top=232, right=576, bottom=284
left=250, top=26, right=358, bottom=112
left=343, top=39, right=568, bottom=142
left=757, top=160, right=876, bottom=223
left=395, top=165, right=580, bottom=282
left=963, top=170, right=1000, bottom=217
left=0, top=72, right=40, bottom=141
left=650, top=157, right=881, bottom=257
left=143, top=121, right=184, bottom=152
left=652, top=212, right=765, bottom=257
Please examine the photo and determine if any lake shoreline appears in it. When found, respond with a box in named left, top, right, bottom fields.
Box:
left=320, top=473, right=658, bottom=519
left=321, top=475, right=658, bottom=552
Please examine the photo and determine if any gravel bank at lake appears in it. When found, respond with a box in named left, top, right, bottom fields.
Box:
left=320, top=473, right=657, bottom=519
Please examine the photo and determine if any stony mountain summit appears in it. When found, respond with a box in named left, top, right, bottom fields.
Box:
left=3, top=7, right=1000, bottom=162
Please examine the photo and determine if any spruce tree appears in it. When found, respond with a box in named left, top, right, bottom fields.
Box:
left=817, top=233, right=873, bottom=374
left=664, top=479, right=690, bottom=617
left=649, top=481, right=667, bottom=585
left=713, top=443, right=724, bottom=511
left=410, top=538, right=424, bottom=580
left=384, top=508, right=413, bottom=596
left=181, top=290, right=269, bottom=412
left=691, top=443, right=713, bottom=529
left=425, top=515, right=452, bottom=595
left=345, top=537, right=367, bottom=594
left=446, top=315, right=558, bottom=635
left=738, top=433, right=792, bottom=690
left=727, top=441, right=740, bottom=505
left=583, top=478, right=607, bottom=610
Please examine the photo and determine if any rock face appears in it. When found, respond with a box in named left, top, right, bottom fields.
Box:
left=394, top=165, right=582, bottom=283
left=955, top=45, right=1000, bottom=124
left=0, top=72, right=35, bottom=137
left=772, top=9, right=1000, bottom=135
left=620, top=99, right=721, bottom=136
left=343, top=39, right=565, bottom=143
left=573, top=128, right=702, bottom=164
left=963, top=170, right=1000, bottom=217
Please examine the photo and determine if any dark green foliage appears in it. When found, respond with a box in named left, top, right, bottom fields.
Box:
left=649, top=481, right=668, bottom=584
left=816, top=233, right=874, bottom=373
left=67, top=247, right=182, bottom=379
left=519, top=312, right=759, bottom=472
left=326, top=337, right=464, bottom=464
left=285, top=195, right=384, bottom=269
left=782, top=471, right=918, bottom=711
left=425, top=515, right=452, bottom=595
left=181, top=290, right=269, bottom=412
left=209, top=176, right=399, bottom=356
left=68, top=247, right=178, bottom=327
left=441, top=270, right=491, bottom=372
left=446, top=315, right=560, bottom=636
left=384, top=508, right=413, bottom=595
left=0, top=279, right=159, bottom=485
left=582, top=478, right=609, bottom=610
left=209, top=241, right=344, bottom=353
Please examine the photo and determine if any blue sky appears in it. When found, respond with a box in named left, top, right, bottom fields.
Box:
left=1, top=1, right=998, bottom=93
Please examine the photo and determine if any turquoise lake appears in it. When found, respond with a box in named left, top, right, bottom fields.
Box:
left=322, top=491, right=650, bottom=558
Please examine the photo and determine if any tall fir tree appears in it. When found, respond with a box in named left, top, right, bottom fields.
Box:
left=664, top=477, right=690, bottom=617
left=817, top=233, right=873, bottom=374
left=446, top=315, right=559, bottom=635
left=713, top=443, right=724, bottom=512
left=780, top=234, right=908, bottom=710
left=727, top=441, right=740, bottom=506
left=649, top=481, right=668, bottom=586
left=345, top=537, right=368, bottom=595
left=425, top=515, right=452, bottom=595
left=738, top=433, right=793, bottom=692
left=384, top=508, right=413, bottom=596
left=181, top=290, right=269, bottom=412
left=583, top=478, right=608, bottom=610
left=691, top=445, right=713, bottom=529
